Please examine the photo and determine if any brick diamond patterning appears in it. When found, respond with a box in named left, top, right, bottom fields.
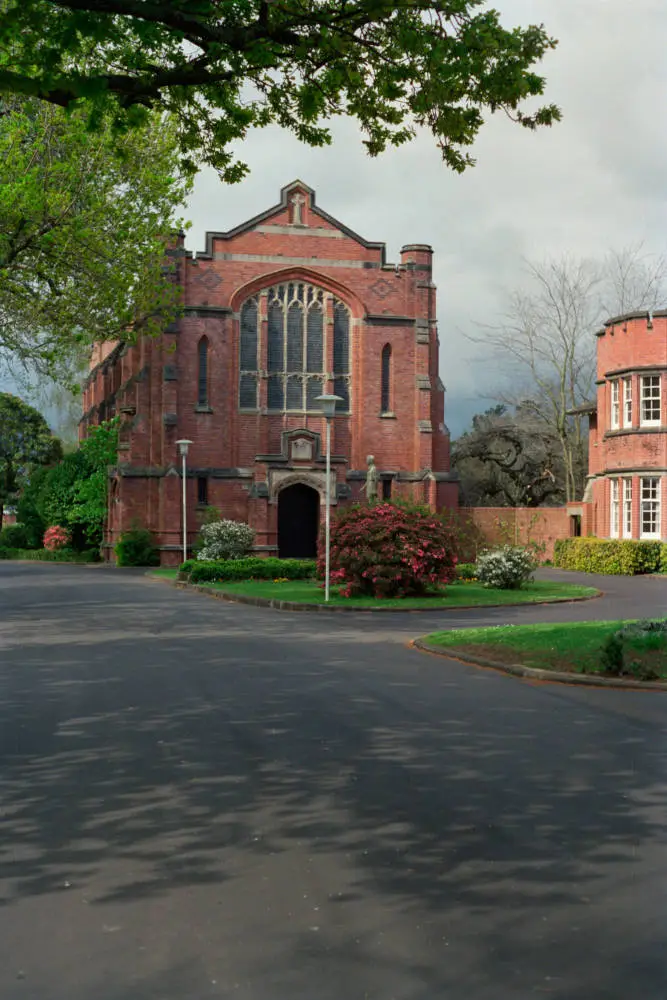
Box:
left=197, top=269, right=223, bottom=290
left=370, top=278, right=393, bottom=300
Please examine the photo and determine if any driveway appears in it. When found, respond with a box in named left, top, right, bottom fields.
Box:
left=0, top=563, right=666, bottom=999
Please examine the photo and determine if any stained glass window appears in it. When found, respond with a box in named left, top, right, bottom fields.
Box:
left=239, top=299, right=258, bottom=409
left=333, top=302, right=350, bottom=413
left=238, top=282, right=351, bottom=413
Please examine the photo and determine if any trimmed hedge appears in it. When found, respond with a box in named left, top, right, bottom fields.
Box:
left=184, top=557, right=317, bottom=584
left=554, top=538, right=662, bottom=575
left=662, top=543, right=667, bottom=573
left=0, top=547, right=100, bottom=563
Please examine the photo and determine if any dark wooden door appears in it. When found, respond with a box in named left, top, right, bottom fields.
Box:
left=278, top=484, right=319, bottom=558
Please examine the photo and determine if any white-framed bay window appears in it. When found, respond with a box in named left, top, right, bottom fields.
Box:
left=622, top=478, right=633, bottom=538
left=609, top=478, right=620, bottom=538
left=640, top=375, right=661, bottom=427
left=623, top=377, right=632, bottom=428
left=640, top=477, right=661, bottom=539
left=610, top=379, right=620, bottom=429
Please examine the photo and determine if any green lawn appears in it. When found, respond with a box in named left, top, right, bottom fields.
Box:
left=167, top=577, right=598, bottom=609
left=423, top=620, right=667, bottom=677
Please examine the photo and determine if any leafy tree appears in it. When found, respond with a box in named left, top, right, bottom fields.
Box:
left=0, top=96, right=190, bottom=383
left=19, top=418, right=119, bottom=549
left=0, top=392, right=62, bottom=529
left=452, top=403, right=567, bottom=507
left=0, top=1, right=560, bottom=178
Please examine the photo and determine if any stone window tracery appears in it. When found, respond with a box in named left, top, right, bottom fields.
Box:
left=239, top=281, right=351, bottom=413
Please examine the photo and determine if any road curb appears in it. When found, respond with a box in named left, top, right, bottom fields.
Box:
left=156, top=577, right=603, bottom=613
left=412, top=638, right=667, bottom=691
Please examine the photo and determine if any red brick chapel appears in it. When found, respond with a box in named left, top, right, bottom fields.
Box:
left=81, top=181, right=459, bottom=565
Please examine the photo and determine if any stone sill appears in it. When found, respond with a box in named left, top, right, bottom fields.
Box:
left=604, top=426, right=665, bottom=438
left=194, top=404, right=214, bottom=414
left=379, top=411, right=397, bottom=419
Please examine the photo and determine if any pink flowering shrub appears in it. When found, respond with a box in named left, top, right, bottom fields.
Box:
left=319, top=502, right=457, bottom=598
left=43, top=525, right=70, bottom=551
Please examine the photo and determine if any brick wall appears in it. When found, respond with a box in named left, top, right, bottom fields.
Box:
left=464, top=506, right=574, bottom=561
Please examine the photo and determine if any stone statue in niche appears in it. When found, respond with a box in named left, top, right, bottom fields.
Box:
left=361, top=454, right=378, bottom=502
left=291, top=437, right=313, bottom=462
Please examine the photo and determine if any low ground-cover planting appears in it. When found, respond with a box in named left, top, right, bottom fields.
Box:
left=0, top=547, right=99, bottom=563
left=167, top=576, right=597, bottom=609
left=423, top=619, right=667, bottom=680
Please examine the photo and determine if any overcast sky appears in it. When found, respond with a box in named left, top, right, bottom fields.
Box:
left=185, top=0, right=667, bottom=437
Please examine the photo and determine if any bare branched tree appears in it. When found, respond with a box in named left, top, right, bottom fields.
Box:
left=467, top=246, right=667, bottom=502
left=602, top=242, right=667, bottom=317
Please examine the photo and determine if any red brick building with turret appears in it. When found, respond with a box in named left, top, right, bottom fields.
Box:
left=574, top=310, right=667, bottom=541
left=81, top=181, right=459, bottom=564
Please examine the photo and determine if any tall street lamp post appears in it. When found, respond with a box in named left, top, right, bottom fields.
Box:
left=315, top=395, right=342, bottom=602
left=175, top=439, right=193, bottom=566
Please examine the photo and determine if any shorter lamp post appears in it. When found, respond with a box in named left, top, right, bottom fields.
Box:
left=175, top=439, right=193, bottom=565
left=315, top=394, right=342, bottom=602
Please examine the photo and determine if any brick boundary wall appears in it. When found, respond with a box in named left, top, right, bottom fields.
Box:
left=463, top=506, right=575, bottom=562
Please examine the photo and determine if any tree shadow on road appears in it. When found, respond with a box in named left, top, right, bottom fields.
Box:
left=1, top=575, right=666, bottom=999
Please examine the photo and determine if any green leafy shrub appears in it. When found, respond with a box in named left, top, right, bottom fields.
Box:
left=115, top=526, right=159, bottom=567
left=0, top=522, right=31, bottom=549
left=320, top=501, right=457, bottom=598
left=476, top=546, right=536, bottom=589
left=455, top=562, right=477, bottom=581
left=599, top=633, right=625, bottom=675
left=196, top=519, right=255, bottom=561
left=598, top=621, right=666, bottom=680
left=660, top=543, right=667, bottom=574
left=554, top=538, right=662, bottom=575
left=187, top=557, right=316, bottom=584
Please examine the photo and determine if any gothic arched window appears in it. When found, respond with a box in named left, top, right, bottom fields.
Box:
left=239, top=282, right=351, bottom=413
left=381, top=343, right=392, bottom=413
left=197, top=337, right=209, bottom=406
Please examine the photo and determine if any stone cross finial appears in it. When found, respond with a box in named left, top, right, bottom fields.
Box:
left=290, top=192, right=307, bottom=225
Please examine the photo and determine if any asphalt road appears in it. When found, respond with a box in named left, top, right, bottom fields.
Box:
left=1, top=563, right=666, bottom=1000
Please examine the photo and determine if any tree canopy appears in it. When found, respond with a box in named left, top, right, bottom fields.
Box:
left=0, top=0, right=560, bottom=178
left=0, top=96, right=191, bottom=384
left=0, top=392, right=62, bottom=527
left=17, top=418, right=119, bottom=548
left=452, top=403, right=567, bottom=508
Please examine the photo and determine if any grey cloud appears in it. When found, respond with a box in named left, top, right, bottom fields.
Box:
left=175, top=1, right=667, bottom=436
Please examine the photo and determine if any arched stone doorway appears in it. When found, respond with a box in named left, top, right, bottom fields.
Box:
left=278, top=483, right=320, bottom=559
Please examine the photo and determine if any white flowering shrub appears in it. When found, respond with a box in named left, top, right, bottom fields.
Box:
left=476, top=545, right=536, bottom=590
left=196, top=519, right=255, bottom=561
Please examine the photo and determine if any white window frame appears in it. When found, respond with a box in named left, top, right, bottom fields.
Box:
left=640, top=477, right=661, bottom=539
left=609, top=478, right=620, bottom=538
left=640, top=375, right=661, bottom=427
left=623, top=377, right=632, bottom=428
left=610, top=379, right=620, bottom=430
left=622, top=478, right=632, bottom=538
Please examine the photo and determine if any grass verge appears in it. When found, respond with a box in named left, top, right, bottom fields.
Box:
left=422, top=619, right=667, bottom=678
left=160, top=575, right=599, bottom=609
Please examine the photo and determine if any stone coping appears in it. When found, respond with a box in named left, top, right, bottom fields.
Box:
left=412, top=638, right=667, bottom=691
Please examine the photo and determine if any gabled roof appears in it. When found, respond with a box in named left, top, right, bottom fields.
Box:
left=190, top=180, right=387, bottom=263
